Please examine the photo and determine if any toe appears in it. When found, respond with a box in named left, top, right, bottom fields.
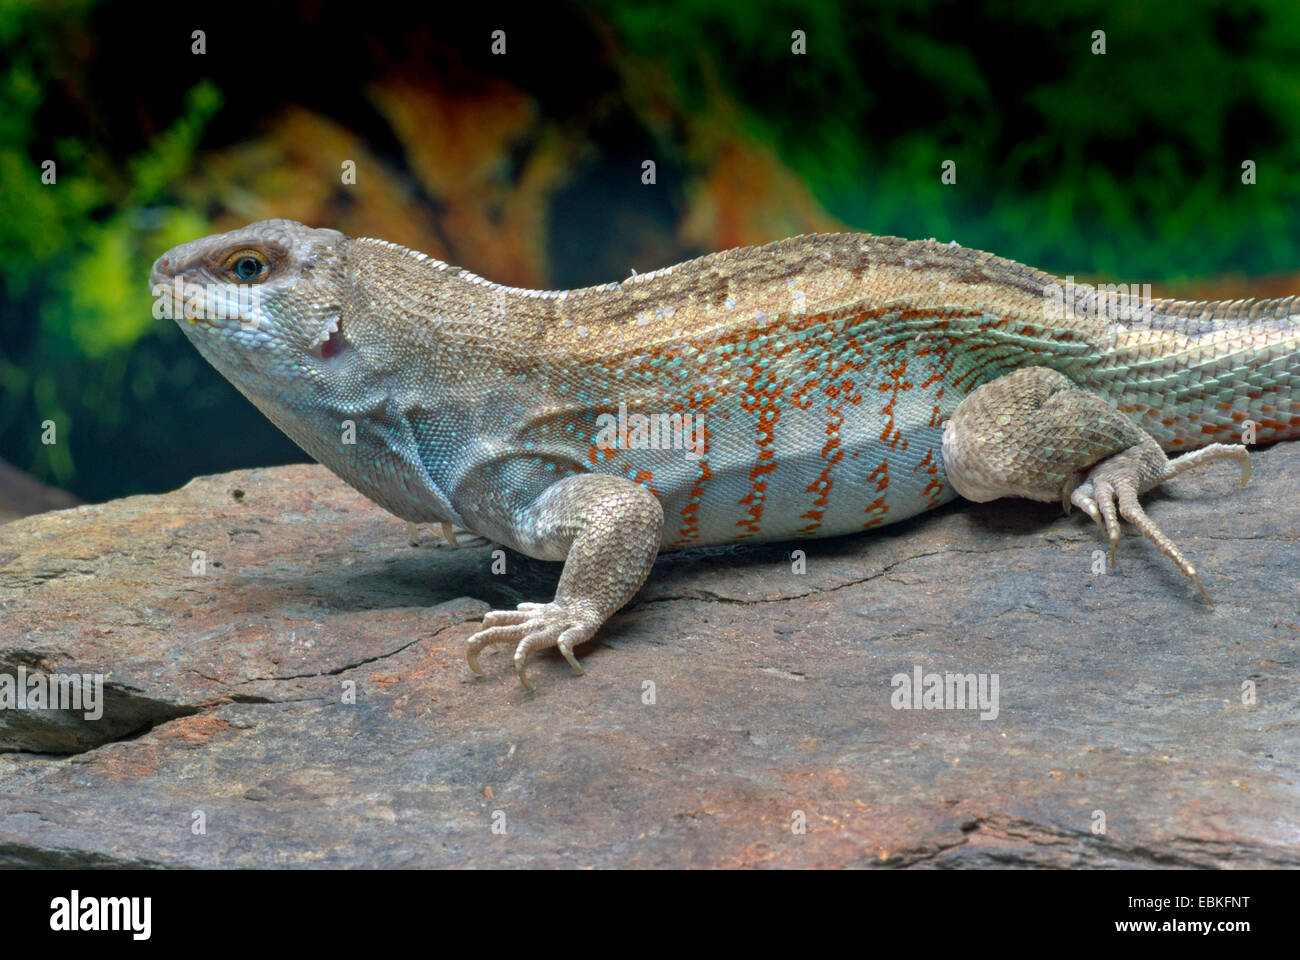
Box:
left=466, top=618, right=535, bottom=675
left=556, top=625, right=591, bottom=674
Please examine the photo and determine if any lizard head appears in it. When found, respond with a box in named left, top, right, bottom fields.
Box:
left=150, top=219, right=349, bottom=394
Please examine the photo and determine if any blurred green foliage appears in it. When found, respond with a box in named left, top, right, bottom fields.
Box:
left=599, top=0, right=1300, bottom=278
left=0, top=0, right=219, bottom=485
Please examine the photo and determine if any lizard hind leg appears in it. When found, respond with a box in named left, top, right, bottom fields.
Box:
left=943, top=365, right=1244, bottom=604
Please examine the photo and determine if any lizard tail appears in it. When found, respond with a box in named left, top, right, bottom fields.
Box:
left=1096, top=293, right=1300, bottom=451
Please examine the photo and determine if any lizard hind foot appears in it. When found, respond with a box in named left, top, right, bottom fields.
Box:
left=1071, top=470, right=1212, bottom=605
left=1077, top=442, right=1252, bottom=606
left=947, top=366, right=1225, bottom=605
left=465, top=601, right=595, bottom=692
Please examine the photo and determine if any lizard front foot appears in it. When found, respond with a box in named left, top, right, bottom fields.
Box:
left=466, top=601, right=600, bottom=692
left=461, top=473, right=663, bottom=691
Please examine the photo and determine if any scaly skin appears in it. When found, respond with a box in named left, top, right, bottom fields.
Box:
left=151, top=220, right=1300, bottom=689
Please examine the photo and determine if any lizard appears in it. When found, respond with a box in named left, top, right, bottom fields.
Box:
left=150, top=219, right=1300, bottom=690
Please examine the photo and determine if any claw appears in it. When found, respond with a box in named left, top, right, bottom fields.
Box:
left=513, top=651, right=535, bottom=692
left=1188, top=566, right=1213, bottom=606
left=558, top=635, right=585, bottom=675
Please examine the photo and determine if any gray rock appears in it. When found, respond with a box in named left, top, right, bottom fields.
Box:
left=0, top=457, right=80, bottom=523
left=0, top=444, right=1296, bottom=868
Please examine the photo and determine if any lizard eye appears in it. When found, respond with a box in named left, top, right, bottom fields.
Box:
left=224, top=250, right=269, bottom=282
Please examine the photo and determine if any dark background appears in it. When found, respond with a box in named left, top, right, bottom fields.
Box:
left=2, top=0, right=1298, bottom=509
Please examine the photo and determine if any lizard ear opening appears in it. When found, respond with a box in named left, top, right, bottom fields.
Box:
left=319, top=317, right=345, bottom=359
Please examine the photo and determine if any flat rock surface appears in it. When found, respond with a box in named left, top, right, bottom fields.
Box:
left=0, top=445, right=1297, bottom=868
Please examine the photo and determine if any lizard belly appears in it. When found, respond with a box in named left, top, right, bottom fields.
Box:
left=589, top=387, right=958, bottom=550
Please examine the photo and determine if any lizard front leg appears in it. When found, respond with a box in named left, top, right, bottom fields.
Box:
left=466, top=473, right=664, bottom=691
left=942, top=366, right=1249, bottom=602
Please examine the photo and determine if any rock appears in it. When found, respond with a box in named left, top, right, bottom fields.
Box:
left=0, top=447, right=1297, bottom=868
left=0, top=458, right=80, bottom=523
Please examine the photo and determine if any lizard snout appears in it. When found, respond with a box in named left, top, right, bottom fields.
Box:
left=149, top=254, right=173, bottom=290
